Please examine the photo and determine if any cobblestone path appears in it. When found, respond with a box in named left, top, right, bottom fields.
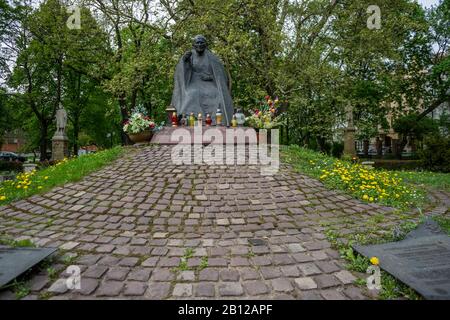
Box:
left=0, top=145, right=439, bottom=300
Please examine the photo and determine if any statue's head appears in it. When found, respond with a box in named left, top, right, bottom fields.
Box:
left=193, top=35, right=207, bottom=54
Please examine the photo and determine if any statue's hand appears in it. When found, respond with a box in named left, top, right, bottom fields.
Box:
left=200, top=73, right=213, bottom=81
left=183, top=51, right=192, bottom=62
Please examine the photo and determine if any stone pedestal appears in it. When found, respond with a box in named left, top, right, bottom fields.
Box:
left=52, top=135, right=69, bottom=161
left=343, top=127, right=356, bottom=156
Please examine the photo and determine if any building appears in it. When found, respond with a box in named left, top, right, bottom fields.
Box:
left=0, top=130, right=27, bottom=153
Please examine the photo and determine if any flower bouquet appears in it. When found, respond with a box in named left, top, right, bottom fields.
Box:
left=245, top=95, right=285, bottom=130
left=123, top=107, right=158, bottom=143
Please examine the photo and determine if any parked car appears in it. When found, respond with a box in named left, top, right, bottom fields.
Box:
left=0, top=151, right=26, bottom=162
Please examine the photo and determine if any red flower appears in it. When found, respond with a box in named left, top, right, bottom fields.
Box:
left=149, top=123, right=155, bottom=129
left=265, top=95, right=270, bottom=101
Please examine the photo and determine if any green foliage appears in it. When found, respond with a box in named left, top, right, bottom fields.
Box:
left=418, top=134, right=450, bottom=173
left=0, top=146, right=124, bottom=205
left=393, top=114, right=439, bottom=139
left=434, top=216, right=450, bottom=235
left=283, top=145, right=430, bottom=209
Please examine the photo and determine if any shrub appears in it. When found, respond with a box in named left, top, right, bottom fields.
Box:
left=418, top=135, right=450, bottom=173
left=0, top=160, right=23, bottom=172
left=331, top=141, right=344, bottom=158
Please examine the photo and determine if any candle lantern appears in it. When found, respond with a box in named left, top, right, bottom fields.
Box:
left=215, top=108, right=222, bottom=126
left=231, top=114, right=238, bottom=127
left=205, top=114, right=212, bottom=126
left=180, top=113, right=187, bottom=126
left=189, top=113, right=196, bottom=127
left=171, top=111, right=178, bottom=127
left=235, top=108, right=246, bottom=126
left=166, top=106, right=176, bottom=126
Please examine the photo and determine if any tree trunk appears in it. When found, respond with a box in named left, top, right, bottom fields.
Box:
left=363, top=139, right=369, bottom=158
left=316, top=136, right=327, bottom=153
left=73, top=116, right=80, bottom=156
left=119, top=95, right=130, bottom=145
left=40, top=123, right=48, bottom=162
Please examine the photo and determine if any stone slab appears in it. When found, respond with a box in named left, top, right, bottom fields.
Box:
left=151, top=127, right=265, bottom=145
left=354, top=222, right=450, bottom=300
left=0, top=246, right=57, bottom=288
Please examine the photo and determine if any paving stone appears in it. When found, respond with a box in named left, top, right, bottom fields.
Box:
left=178, top=271, right=196, bottom=281
left=220, top=269, right=240, bottom=281
left=199, top=269, right=219, bottom=281
left=173, top=284, right=193, bottom=297
left=195, top=283, right=215, bottom=297
left=243, top=281, right=269, bottom=296
left=124, top=282, right=147, bottom=296
left=142, top=257, right=159, bottom=267
left=260, top=267, right=282, bottom=280
left=83, top=266, right=108, bottom=279
left=219, top=283, right=244, bottom=297
left=47, top=279, right=68, bottom=294
left=119, top=257, right=140, bottom=267
left=106, top=268, right=130, bottom=281
left=59, top=241, right=80, bottom=250
left=251, top=256, right=271, bottom=266
left=287, top=243, right=306, bottom=253
left=314, top=274, right=341, bottom=288
left=298, top=263, right=322, bottom=276
left=294, top=277, right=318, bottom=290
left=240, top=268, right=260, bottom=280
left=76, top=278, right=99, bottom=295
left=208, top=258, right=228, bottom=267
left=146, top=282, right=171, bottom=299
left=334, top=270, right=357, bottom=285
left=315, top=261, right=340, bottom=273
left=280, top=265, right=301, bottom=277
left=343, top=286, right=367, bottom=300
left=152, top=247, right=169, bottom=256
left=127, top=268, right=152, bottom=282
left=96, top=281, right=124, bottom=297
left=151, top=269, right=175, bottom=281
left=29, top=275, right=50, bottom=292
left=320, top=289, right=348, bottom=300
left=271, top=278, right=294, bottom=292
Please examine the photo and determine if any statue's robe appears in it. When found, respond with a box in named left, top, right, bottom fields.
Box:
left=171, top=49, right=233, bottom=126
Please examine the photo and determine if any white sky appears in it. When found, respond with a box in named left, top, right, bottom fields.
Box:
left=418, top=0, right=441, bottom=8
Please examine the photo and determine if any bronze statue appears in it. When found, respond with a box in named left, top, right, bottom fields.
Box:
left=171, top=35, right=233, bottom=126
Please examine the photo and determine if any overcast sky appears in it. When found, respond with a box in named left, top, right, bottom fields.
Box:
left=418, top=0, right=441, bottom=8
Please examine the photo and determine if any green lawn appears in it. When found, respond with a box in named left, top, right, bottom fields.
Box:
left=396, top=170, right=450, bottom=192
left=282, top=145, right=449, bottom=209
left=0, top=146, right=124, bottom=205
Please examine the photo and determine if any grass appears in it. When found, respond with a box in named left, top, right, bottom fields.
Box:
left=0, top=146, right=124, bottom=205
left=0, top=236, right=36, bottom=248
left=326, top=226, right=422, bottom=300
left=396, top=171, right=450, bottom=192
left=282, top=145, right=450, bottom=209
left=434, top=216, right=450, bottom=235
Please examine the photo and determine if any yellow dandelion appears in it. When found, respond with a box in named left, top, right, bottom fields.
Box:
left=370, top=257, right=379, bottom=265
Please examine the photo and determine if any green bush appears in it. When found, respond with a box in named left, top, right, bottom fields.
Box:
left=331, top=141, right=344, bottom=158
left=418, top=135, right=450, bottom=173
left=0, top=161, right=23, bottom=172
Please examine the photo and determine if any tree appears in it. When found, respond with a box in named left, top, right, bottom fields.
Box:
left=9, top=0, right=111, bottom=160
